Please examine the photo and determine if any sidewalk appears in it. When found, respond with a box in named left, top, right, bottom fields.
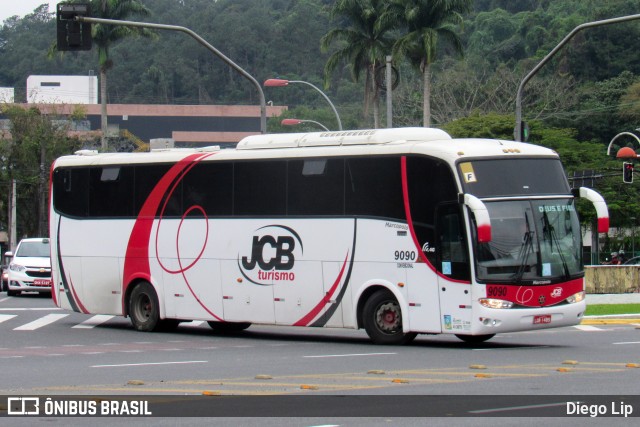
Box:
left=586, top=292, right=640, bottom=304
left=583, top=292, right=640, bottom=324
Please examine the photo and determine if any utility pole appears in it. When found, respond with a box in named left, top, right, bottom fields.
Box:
left=9, top=179, right=16, bottom=252
left=39, top=141, right=47, bottom=236
left=386, top=55, right=393, bottom=128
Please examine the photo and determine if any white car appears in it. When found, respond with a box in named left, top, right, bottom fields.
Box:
left=6, top=238, right=52, bottom=296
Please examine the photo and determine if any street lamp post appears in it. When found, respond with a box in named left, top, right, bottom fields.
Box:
left=75, top=16, right=267, bottom=134
left=515, top=14, right=640, bottom=141
left=264, top=79, right=343, bottom=131
left=606, top=132, right=640, bottom=156
left=281, top=118, right=329, bottom=131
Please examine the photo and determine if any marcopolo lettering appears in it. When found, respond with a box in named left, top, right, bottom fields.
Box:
left=239, top=225, right=303, bottom=285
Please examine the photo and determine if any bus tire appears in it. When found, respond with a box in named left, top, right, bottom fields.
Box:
left=455, top=334, right=495, bottom=343
left=207, top=321, right=251, bottom=333
left=363, top=289, right=416, bottom=345
left=129, top=282, right=161, bottom=332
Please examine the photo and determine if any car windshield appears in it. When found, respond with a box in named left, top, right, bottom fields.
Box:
left=16, top=241, right=50, bottom=258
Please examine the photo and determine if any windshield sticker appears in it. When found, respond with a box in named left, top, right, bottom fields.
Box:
left=442, top=261, right=452, bottom=275
left=460, top=162, right=477, bottom=183
left=542, top=263, right=551, bottom=277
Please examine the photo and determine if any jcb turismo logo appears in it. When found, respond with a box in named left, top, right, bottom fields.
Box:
left=238, top=225, right=303, bottom=285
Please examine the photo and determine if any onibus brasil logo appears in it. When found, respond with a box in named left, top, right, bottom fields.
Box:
left=238, top=225, right=303, bottom=285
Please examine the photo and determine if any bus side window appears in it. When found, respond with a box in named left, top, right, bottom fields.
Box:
left=288, top=158, right=344, bottom=216
left=53, top=168, right=89, bottom=217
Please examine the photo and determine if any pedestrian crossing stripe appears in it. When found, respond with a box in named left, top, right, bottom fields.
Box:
left=72, top=314, right=115, bottom=329
left=0, top=314, right=17, bottom=323
left=13, top=314, right=69, bottom=331
left=573, top=325, right=605, bottom=331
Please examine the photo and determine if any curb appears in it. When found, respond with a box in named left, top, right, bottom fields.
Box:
left=581, top=316, right=640, bottom=325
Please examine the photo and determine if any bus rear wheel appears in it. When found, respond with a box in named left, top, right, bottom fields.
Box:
left=129, top=282, right=161, bottom=332
left=207, top=321, right=251, bottom=333
left=455, top=334, right=495, bottom=343
left=363, top=289, right=416, bottom=345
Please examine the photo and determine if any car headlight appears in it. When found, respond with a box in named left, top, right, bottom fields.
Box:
left=479, top=298, right=514, bottom=309
left=9, top=264, right=26, bottom=272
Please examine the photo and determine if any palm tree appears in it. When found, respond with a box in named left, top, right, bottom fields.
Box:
left=76, top=0, right=155, bottom=150
left=380, top=0, right=472, bottom=127
left=321, top=0, right=394, bottom=128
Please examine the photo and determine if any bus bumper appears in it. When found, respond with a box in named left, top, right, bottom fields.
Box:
left=471, top=300, right=586, bottom=334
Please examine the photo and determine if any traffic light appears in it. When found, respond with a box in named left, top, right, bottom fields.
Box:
left=623, top=162, right=634, bottom=183
left=521, top=121, right=530, bottom=142
left=57, top=4, right=92, bottom=51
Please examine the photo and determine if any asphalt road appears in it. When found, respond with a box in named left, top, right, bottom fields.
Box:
left=1, top=292, right=639, bottom=426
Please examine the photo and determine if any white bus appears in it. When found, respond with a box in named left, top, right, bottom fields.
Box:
left=49, top=128, right=608, bottom=344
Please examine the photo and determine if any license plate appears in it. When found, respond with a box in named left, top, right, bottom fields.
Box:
left=33, top=279, right=51, bottom=287
left=533, top=315, right=552, bottom=324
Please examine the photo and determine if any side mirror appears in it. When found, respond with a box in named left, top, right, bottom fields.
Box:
left=459, top=193, right=491, bottom=243
left=572, top=187, right=609, bottom=233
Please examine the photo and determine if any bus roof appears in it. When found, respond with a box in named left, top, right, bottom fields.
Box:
left=53, top=128, right=559, bottom=168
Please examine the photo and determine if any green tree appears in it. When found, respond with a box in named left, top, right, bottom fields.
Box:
left=321, top=0, right=394, bottom=128
left=67, top=0, right=155, bottom=150
left=381, top=0, right=472, bottom=127
left=0, top=105, right=81, bottom=239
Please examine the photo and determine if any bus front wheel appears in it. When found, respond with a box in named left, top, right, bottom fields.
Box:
left=363, top=290, right=416, bottom=345
left=129, top=282, right=161, bottom=332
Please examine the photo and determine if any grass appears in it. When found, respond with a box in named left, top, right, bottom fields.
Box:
left=585, top=303, right=640, bottom=316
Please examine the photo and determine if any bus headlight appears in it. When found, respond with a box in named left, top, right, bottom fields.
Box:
left=566, top=291, right=585, bottom=304
left=479, top=298, right=514, bottom=309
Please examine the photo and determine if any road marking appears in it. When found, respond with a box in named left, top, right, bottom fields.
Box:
left=72, top=315, right=115, bottom=329
left=304, top=352, right=397, bottom=358
left=92, top=360, right=208, bottom=368
left=13, top=313, right=69, bottom=331
left=0, top=314, right=17, bottom=323
left=613, top=341, right=640, bottom=345
left=574, top=325, right=605, bottom=331
left=0, top=307, right=62, bottom=311
left=473, top=346, right=550, bottom=351
left=0, top=297, right=9, bottom=303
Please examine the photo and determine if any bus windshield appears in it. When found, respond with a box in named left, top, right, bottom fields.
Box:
left=473, top=199, right=582, bottom=284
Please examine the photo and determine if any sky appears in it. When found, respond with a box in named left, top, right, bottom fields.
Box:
left=1, top=1, right=55, bottom=22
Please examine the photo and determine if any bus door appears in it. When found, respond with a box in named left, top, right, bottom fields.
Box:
left=435, top=203, right=473, bottom=334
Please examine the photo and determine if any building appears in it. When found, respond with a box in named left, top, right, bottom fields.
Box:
left=0, top=88, right=14, bottom=103
left=26, top=75, right=98, bottom=104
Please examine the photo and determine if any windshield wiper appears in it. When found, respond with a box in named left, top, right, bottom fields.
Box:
left=512, top=212, right=534, bottom=284
left=542, top=211, right=570, bottom=279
